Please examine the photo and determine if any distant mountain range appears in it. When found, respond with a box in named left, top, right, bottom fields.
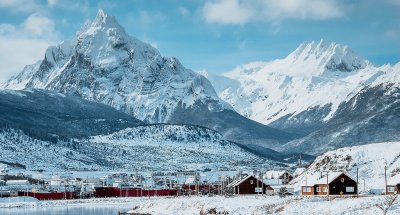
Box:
left=2, top=9, right=400, bottom=171
left=1, top=9, right=295, bottom=152
left=205, top=40, right=400, bottom=155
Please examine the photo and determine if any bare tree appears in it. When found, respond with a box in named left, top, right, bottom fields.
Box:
left=375, top=193, right=398, bottom=215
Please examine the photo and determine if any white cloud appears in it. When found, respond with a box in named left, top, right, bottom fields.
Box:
left=47, top=0, right=57, bottom=7
left=23, top=14, right=56, bottom=37
left=202, top=0, right=346, bottom=25
left=178, top=7, right=190, bottom=17
left=0, top=14, right=58, bottom=82
left=0, top=0, right=41, bottom=13
left=203, top=0, right=252, bottom=25
left=46, top=0, right=89, bottom=12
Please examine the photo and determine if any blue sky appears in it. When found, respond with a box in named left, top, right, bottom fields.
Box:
left=0, top=0, right=399, bottom=81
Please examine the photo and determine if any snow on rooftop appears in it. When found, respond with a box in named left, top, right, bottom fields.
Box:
left=300, top=172, right=354, bottom=186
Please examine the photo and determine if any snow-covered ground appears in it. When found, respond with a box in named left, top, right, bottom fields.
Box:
left=0, top=125, right=273, bottom=172
left=1, top=195, right=398, bottom=215
left=291, top=141, right=400, bottom=193
left=127, top=195, right=400, bottom=215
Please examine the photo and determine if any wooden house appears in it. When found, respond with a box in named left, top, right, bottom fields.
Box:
left=263, top=170, right=294, bottom=185
left=226, top=175, right=273, bottom=195
left=301, top=172, right=357, bottom=196
left=387, top=174, right=400, bottom=194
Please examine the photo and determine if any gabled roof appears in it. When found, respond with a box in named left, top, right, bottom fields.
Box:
left=264, top=170, right=292, bottom=179
left=388, top=174, right=400, bottom=185
left=226, top=175, right=265, bottom=188
left=301, top=172, right=355, bottom=186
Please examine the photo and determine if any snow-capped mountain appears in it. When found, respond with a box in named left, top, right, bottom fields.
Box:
left=2, top=9, right=225, bottom=123
left=1, top=9, right=294, bottom=148
left=291, top=141, right=400, bottom=193
left=206, top=40, right=380, bottom=131
left=279, top=80, right=400, bottom=155
left=0, top=125, right=278, bottom=171
left=206, top=40, right=400, bottom=153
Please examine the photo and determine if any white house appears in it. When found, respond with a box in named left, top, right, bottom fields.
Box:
left=263, top=170, right=294, bottom=185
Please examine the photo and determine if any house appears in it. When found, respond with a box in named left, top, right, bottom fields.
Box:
left=387, top=174, right=400, bottom=194
left=226, top=175, right=273, bottom=195
left=264, top=170, right=293, bottom=185
left=301, top=172, right=357, bottom=196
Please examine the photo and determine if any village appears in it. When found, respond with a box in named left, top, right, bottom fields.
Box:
left=1, top=166, right=399, bottom=201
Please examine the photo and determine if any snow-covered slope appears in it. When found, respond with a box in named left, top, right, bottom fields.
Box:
left=2, top=9, right=227, bottom=123
left=290, top=142, right=400, bottom=193
left=0, top=125, right=275, bottom=171
left=207, top=40, right=398, bottom=134
left=206, top=40, right=400, bottom=153
left=279, top=81, right=400, bottom=154
left=1, top=9, right=294, bottom=148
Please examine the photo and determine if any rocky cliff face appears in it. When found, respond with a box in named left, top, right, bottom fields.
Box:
left=2, top=9, right=294, bottom=149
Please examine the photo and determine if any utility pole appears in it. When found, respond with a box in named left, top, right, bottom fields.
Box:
left=385, top=161, right=388, bottom=195
left=299, top=153, right=302, bottom=167
left=256, top=170, right=259, bottom=196
left=261, top=170, right=264, bottom=196
left=356, top=168, right=359, bottom=197
left=326, top=171, right=329, bottom=200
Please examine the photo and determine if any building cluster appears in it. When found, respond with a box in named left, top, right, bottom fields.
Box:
left=0, top=167, right=399, bottom=200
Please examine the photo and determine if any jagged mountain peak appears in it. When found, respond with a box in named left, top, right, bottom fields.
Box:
left=1, top=9, right=228, bottom=124
left=287, top=39, right=370, bottom=73
left=79, top=9, right=125, bottom=36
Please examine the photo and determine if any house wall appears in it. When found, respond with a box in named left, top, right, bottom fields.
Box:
left=301, top=186, right=314, bottom=195
left=386, top=184, right=399, bottom=194
left=314, top=184, right=329, bottom=195
left=329, top=174, right=357, bottom=195
left=235, top=176, right=268, bottom=194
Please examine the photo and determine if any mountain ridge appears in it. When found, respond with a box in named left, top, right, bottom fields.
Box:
left=1, top=9, right=295, bottom=150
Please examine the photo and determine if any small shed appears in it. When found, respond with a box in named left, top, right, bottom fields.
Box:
left=301, top=172, right=357, bottom=196
left=387, top=174, right=400, bottom=194
left=227, top=175, right=272, bottom=195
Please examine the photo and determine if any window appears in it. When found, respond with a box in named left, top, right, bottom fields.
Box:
left=316, top=187, right=320, bottom=192
left=250, top=180, right=253, bottom=184
left=346, top=186, right=354, bottom=192
left=323, top=187, right=328, bottom=192
left=341, top=178, right=344, bottom=183
left=388, top=186, right=395, bottom=192
left=303, top=187, right=311, bottom=192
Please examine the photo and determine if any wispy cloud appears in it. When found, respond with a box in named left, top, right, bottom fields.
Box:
left=178, top=7, right=190, bottom=17
left=0, top=14, right=58, bottom=82
left=0, top=0, right=42, bottom=13
left=202, top=0, right=346, bottom=25
left=46, top=0, right=89, bottom=12
left=203, top=0, right=252, bottom=25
